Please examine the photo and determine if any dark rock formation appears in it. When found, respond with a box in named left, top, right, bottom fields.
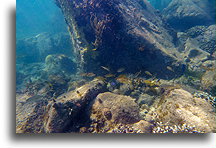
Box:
left=44, top=79, right=106, bottom=133
left=163, top=0, right=216, bottom=30
left=55, top=0, right=183, bottom=79
left=16, top=32, right=73, bottom=64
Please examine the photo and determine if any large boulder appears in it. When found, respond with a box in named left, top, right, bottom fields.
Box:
left=163, top=0, right=216, bottom=30
left=55, top=0, right=184, bottom=79
left=44, top=79, right=106, bottom=133
left=146, top=89, right=216, bottom=133
left=91, top=92, right=140, bottom=124
left=89, top=92, right=152, bottom=133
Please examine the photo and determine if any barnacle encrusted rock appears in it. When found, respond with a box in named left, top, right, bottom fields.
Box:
left=146, top=89, right=216, bottom=133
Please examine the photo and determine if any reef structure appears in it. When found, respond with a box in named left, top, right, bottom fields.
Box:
left=55, top=0, right=184, bottom=79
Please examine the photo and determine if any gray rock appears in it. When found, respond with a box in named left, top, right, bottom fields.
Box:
left=183, top=38, right=210, bottom=69
left=163, top=0, right=216, bottom=30
left=186, top=25, right=216, bottom=54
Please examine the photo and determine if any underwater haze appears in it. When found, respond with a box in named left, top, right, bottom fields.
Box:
left=16, top=0, right=216, bottom=133
left=16, top=0, right=68, bottom=39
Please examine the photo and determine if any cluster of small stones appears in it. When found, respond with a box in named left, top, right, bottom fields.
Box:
left=152, top=122, right=205, bottom=133
left=108, top=124, right=143, bottom=133
left=80, top=123, right=144, bottom=133
left=193, top=91, right=216, bottom=108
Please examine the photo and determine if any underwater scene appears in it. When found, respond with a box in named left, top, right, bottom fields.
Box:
left=16, top=0, right=216, bottom=133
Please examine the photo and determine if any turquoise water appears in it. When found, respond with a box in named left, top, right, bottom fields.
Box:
left=16, top=0, right=67, bottom=39
left=16, top=0, right=215, bottom=133
left=147, top=0, right=172, bottom=10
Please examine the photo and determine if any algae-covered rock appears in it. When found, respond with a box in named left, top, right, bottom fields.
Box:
left=44, top=54, right=77, bottom=75
left=55, top=0, right=183, bottom=79
left=91, top=92, right=140, bottom=124
left=44, top=79, right=106, bottom=133
left=16, top=79, right=106, bottom=133
left=177, top=25, right=216, bottom=56
left=137, top=93, right=156, bottom=106
left=146, top=89, right=216, bottom=133
left=201, top=69, right=216, bottom=96
left=186, top=25, right=216, bottom=54
left=163, top=0, right=216, bottom=30
left=181, top=38, right=210, bottom=76
left=16, top=94, right=48, bottom=133
left=90, top=92, right=141, bottom=132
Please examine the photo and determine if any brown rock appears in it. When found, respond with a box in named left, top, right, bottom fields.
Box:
left=16, top=79, right=106, bottom=133
left=44, top=79, right=106, bottom=133
left=16, top=93, right=48, bottom=133
left=90, top=92, right=141, bottom=133
left=201, top=69, right=216, bottom=96
left=146, top=89, right=215, bottom=133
